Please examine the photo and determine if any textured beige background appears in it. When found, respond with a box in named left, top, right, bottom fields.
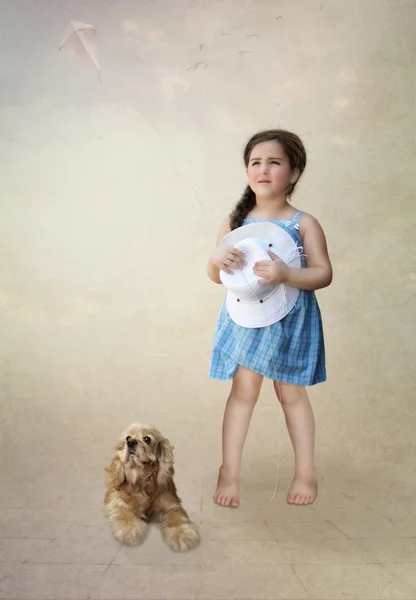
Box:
left=0, top=1, right=416, bottom=597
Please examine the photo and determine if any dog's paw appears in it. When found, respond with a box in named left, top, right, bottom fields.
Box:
left=163, top=521, right=200, bottom=552
left=112, top=517, right=148, bottom=546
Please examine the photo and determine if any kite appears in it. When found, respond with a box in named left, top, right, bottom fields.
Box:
left=58, top=20, right=118, bottom=106
left=59, top=20, right=100, bottom=71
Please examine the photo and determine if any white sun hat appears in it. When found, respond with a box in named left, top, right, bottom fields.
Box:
left=219, top=222, right=303, bottom=328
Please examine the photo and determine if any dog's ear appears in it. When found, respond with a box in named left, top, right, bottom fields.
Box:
left=105, top=442, right=126, bottom=489
left=156, top=436, right=174, bottom=487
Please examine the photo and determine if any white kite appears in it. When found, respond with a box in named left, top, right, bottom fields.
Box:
left=59, top=20, right=100, bottom=71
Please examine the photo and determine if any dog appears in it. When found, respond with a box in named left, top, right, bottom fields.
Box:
left=104, top=423, right=200, bottom=552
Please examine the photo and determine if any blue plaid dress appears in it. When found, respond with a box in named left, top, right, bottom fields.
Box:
left=209, top=212, right=326, bottom=386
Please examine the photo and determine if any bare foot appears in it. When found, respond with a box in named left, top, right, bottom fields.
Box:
left=287, top=476, right=318, bottom=505
left=213, top=466, right=240, bottom=508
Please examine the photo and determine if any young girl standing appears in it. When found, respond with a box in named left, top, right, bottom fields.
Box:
left=207, top=129, right=332, bottom=508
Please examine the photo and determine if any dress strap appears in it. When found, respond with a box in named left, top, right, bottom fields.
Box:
left=290, top=210, right=302, bottom=226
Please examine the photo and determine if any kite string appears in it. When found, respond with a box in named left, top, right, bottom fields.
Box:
left=59, top=17, right=303, bottom=502
left=141, top=117, right=220, bottom=240
left=98, top=72, right=121, bottom=114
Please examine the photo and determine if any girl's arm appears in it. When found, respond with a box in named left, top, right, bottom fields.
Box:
left=285, top=213, right=332, bottom=291
left=206, top=216, right=232, bottom=284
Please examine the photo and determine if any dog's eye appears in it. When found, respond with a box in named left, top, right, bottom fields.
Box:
left=126, top=436, right=131, bottom=442
left=143, top=436, right=151, bottom=445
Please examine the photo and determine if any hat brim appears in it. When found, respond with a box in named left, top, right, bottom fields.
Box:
left=225, top=283, right=299, bottom=328
left=220, top=222, right=301, bottom=328
left=220, top=222, right=298, bottom=259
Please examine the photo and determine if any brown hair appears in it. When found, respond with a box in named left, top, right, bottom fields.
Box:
left=229, top=129, right=307, bottom=230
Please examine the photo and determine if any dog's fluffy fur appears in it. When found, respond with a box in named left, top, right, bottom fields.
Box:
left=104, top=423, right=200, bottom=552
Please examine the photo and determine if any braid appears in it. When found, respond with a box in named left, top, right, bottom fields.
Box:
left=229, top=185, right=256, bottom=230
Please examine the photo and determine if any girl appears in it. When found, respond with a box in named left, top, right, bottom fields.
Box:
left=207, top=129, right=332, bottom=508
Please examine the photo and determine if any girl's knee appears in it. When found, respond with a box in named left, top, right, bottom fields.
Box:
left=232, top=383, right=261, bottom=404
left=232, top=368, right=263, bottom=404
left=240, top=388, right=261, bottom=404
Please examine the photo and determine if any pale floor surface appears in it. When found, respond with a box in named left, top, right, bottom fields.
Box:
left=1, top=459, right=416, bottom=599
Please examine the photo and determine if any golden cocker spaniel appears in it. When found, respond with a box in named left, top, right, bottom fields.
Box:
left=104, top=423, right=200, bottom=552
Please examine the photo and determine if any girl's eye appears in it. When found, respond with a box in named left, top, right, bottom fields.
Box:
left=271, top=161, right=280, bottom=165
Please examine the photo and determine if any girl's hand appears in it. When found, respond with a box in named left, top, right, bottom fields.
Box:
left=253, top=250, right=289, bottom=285
left=210, top=246, right=246, bottom=275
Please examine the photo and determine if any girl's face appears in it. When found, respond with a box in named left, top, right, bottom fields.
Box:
left=246, top=140, right=298, bottom=198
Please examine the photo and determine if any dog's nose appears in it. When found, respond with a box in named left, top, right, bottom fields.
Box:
left=126, top=438, right=138, bottom=449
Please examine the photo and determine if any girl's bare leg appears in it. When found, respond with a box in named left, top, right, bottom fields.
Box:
left=274, top=381, right=318, bottom=505
left=214, top=366, right=263, bottom=507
